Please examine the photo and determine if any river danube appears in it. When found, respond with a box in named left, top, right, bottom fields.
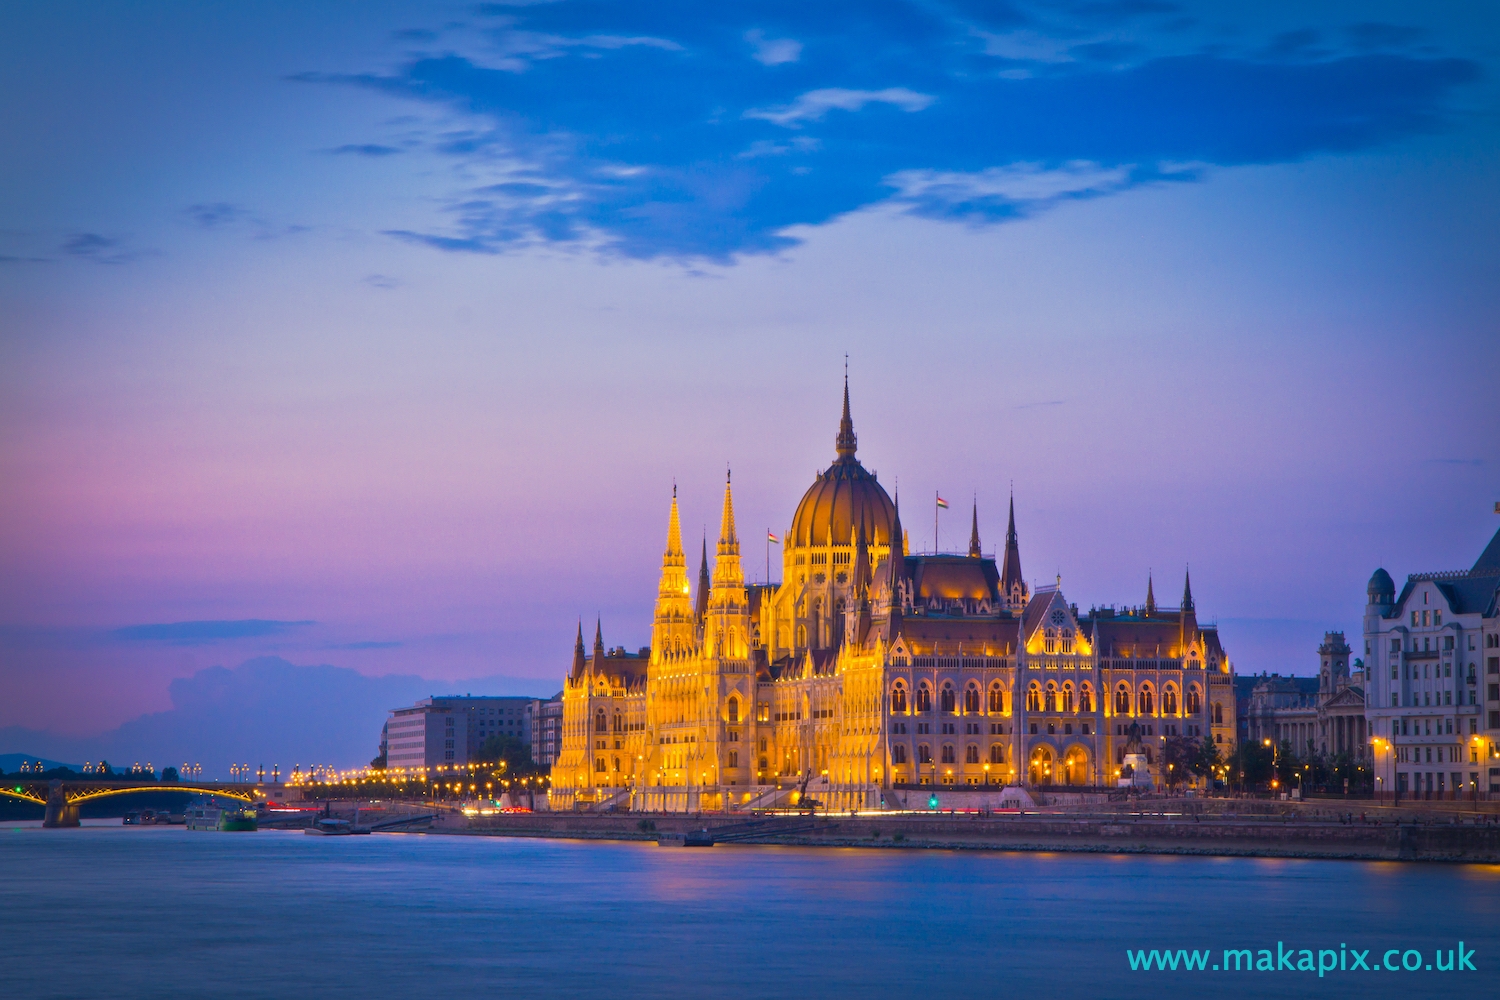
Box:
left=2, top=822, right=1496, bottom=999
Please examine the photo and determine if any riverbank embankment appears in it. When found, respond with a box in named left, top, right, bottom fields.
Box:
left=436, top=808, right=1500, bottom=863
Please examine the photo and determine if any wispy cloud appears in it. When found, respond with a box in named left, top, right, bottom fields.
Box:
left=327, top=640, right=403, bottom=649
left=746, top=29, right=802, bottom=66
left=110, top=620, right=315, bottom=645
left=363, top=273, right=400, bottom=289
left=62, top=233, right=155, bottom=264
left=1015, top=399, right=1066, bottom=409
left=329, top=143, right=404, bottom=156
left=746, top=87, right=935, bottom=126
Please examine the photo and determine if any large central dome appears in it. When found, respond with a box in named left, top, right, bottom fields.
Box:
left=789, top=381, right=895, bottom=549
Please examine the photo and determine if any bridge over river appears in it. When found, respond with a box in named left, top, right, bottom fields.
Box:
left=2, top=779, right=257, bottom=827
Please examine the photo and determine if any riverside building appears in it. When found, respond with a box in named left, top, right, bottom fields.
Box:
left=385, top=696, right=536, bottom=771
left=549, top=382, right=1237, bottom=812
left=1363, top=526, right=1500, bottom=798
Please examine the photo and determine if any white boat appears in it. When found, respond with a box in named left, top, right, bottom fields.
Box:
left=185, top=804, right=222, bottom=830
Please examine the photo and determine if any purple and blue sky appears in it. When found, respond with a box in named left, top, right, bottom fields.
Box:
left=2, top=1, right=1497, bottom=774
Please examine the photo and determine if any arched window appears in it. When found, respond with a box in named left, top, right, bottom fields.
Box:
left=1026, top=683, right=1042, bottom=712
left=892, top=744, right=909, bottom=765
left=1061, top=684, right=1074, bottom=713
left=990, top=743, right=1005, bottom=765
left=1044, top=627, right=1057, bottom=654
left=1212, top=702, right=1223, bottom=725
left=1186, top=688, right=1200, bottom=715
left=727, top=696, right=740, bottom=723
left=918, top=744, right=932, bottom=765
left=1115, top=685, right=1130, bottom=715
left=594, top=757, right=606, bottom=772
left=965, top=744, right=980, bottom=764
left=940, top=744, right=955, bottom=764
left=916, top=684, right=932, bottom=713
left=595, top=709, right=607, bottom=733
left=964, top=685, right=980, bottom=714
left=1139, top=687, right=1154, bottom=716
left=1044, top=683, right=1057, bottom=712
left=891, top=684, right=908, bottom=714
left=1079, top=685, right=1093, bottom=713
left=1162, top=687, right=1177, bottom=715
left=940, top=683, right=956, bottom=713
left=989, top=684, right=1004, bottom=713
left=796, top=625, right=807, bottom=648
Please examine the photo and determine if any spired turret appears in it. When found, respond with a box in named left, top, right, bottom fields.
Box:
left=652, top=487, right=696, bottom=663
left=998, top=493, right=1027, bottom=610
left=705, top=472, right=749, bottom=660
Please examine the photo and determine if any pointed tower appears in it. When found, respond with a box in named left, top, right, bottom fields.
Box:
left=694, top=535, right=710, bottom=624
left=591, top=618, right=605, bottom=672
left=1179, top=567, right=1198, bottom=650
left=836, top=372, right=857, bottom=460
left=999, top=492, right=1027, bottom=610
left=1144, top=574, right=1157, bottom=616
left=651, top=488, right=695, bottom=664
left=968, top=500, right=981, bottom=558
left=701, top=471, right=751, bottom=660
left=570, top=620, right=587, bottom=680
left=852, top=522, right=871, bottom=596
left=880, top=488, right=907, bottom=635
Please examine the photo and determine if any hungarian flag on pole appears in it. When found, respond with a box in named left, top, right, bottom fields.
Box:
left=767, top=530, right=779, bottom=543
left=936, top=495, right=949, bottom=510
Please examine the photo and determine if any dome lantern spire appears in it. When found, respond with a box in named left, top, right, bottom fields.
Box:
left=835, top=371, right=857, bottom=461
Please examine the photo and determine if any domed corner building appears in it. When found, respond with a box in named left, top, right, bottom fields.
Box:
left=549, top=380, right=1239, bottom=814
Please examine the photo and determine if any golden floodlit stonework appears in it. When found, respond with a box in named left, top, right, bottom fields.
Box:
left=550, top=381, right=1237, bottom=812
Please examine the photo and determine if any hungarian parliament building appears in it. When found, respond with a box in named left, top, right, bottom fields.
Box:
left=549, top=383, right=1238, bottom=812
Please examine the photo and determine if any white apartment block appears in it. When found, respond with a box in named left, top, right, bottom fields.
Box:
left=1362, top=523, right=1500, bottom=798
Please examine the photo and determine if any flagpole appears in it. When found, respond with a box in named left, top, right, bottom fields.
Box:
left=935, top=491, right=939, bottom=554
left=766, top=530, right=770, bottom=586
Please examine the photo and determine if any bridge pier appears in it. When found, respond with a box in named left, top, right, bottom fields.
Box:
left=42, top=780, right=80, bottom=828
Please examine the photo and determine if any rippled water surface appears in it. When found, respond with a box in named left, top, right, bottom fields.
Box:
left=2, top=821, right=1497, bottom=999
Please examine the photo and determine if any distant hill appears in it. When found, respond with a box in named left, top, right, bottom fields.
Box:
left=0, top=753, right=82, bottom=773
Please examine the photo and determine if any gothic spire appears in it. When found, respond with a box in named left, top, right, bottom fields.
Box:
left=835, top=372, right=857, bottom=461
left=712, top=471, right=744, bottom=591
left=593, top=618, right=604, bottom=654
left=968, top=499, right=981, bottom=558
left=1145, top=574, right=1157, bottom=615
left=571, top=619, right=586, bottom=679
left=853, top=521, right=871, bottom=596
left=999, top=491, right=1024, bottom=602
left=1181, top=566, right=1194, bottom=612
left=695, top=534, right=710, bottom=621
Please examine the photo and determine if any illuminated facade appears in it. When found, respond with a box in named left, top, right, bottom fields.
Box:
left=549, top=383, right=1238, bottom=812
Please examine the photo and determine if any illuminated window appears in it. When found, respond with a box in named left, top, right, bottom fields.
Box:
left=916, top=685, right=932, bottom=713
left=941, top=744, right=955, bottom=764
left=965, top=744, right=979, bottom=764
left=1163, top=687, right=1177, bottom=715
left=989, top=685, right=1004, bottom=713
left=727, top=696, right=739, bottom=723
left=964, top=686, right=980, bottom=714
left=918, top=744, right=932, bottom=765
left=1185, top=688, right=1199, bottom=715
left=1026, top=684, right=1041, bottom=712
left=891, top=684, right=908, bottom=713
left=1139, top=687, right=1155, bottom=716
left=1115, top=685, right=1130, bottom=714
left=940, top=684, right=956, bottom=713
left=990, top=744, right=1004, bottom=765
